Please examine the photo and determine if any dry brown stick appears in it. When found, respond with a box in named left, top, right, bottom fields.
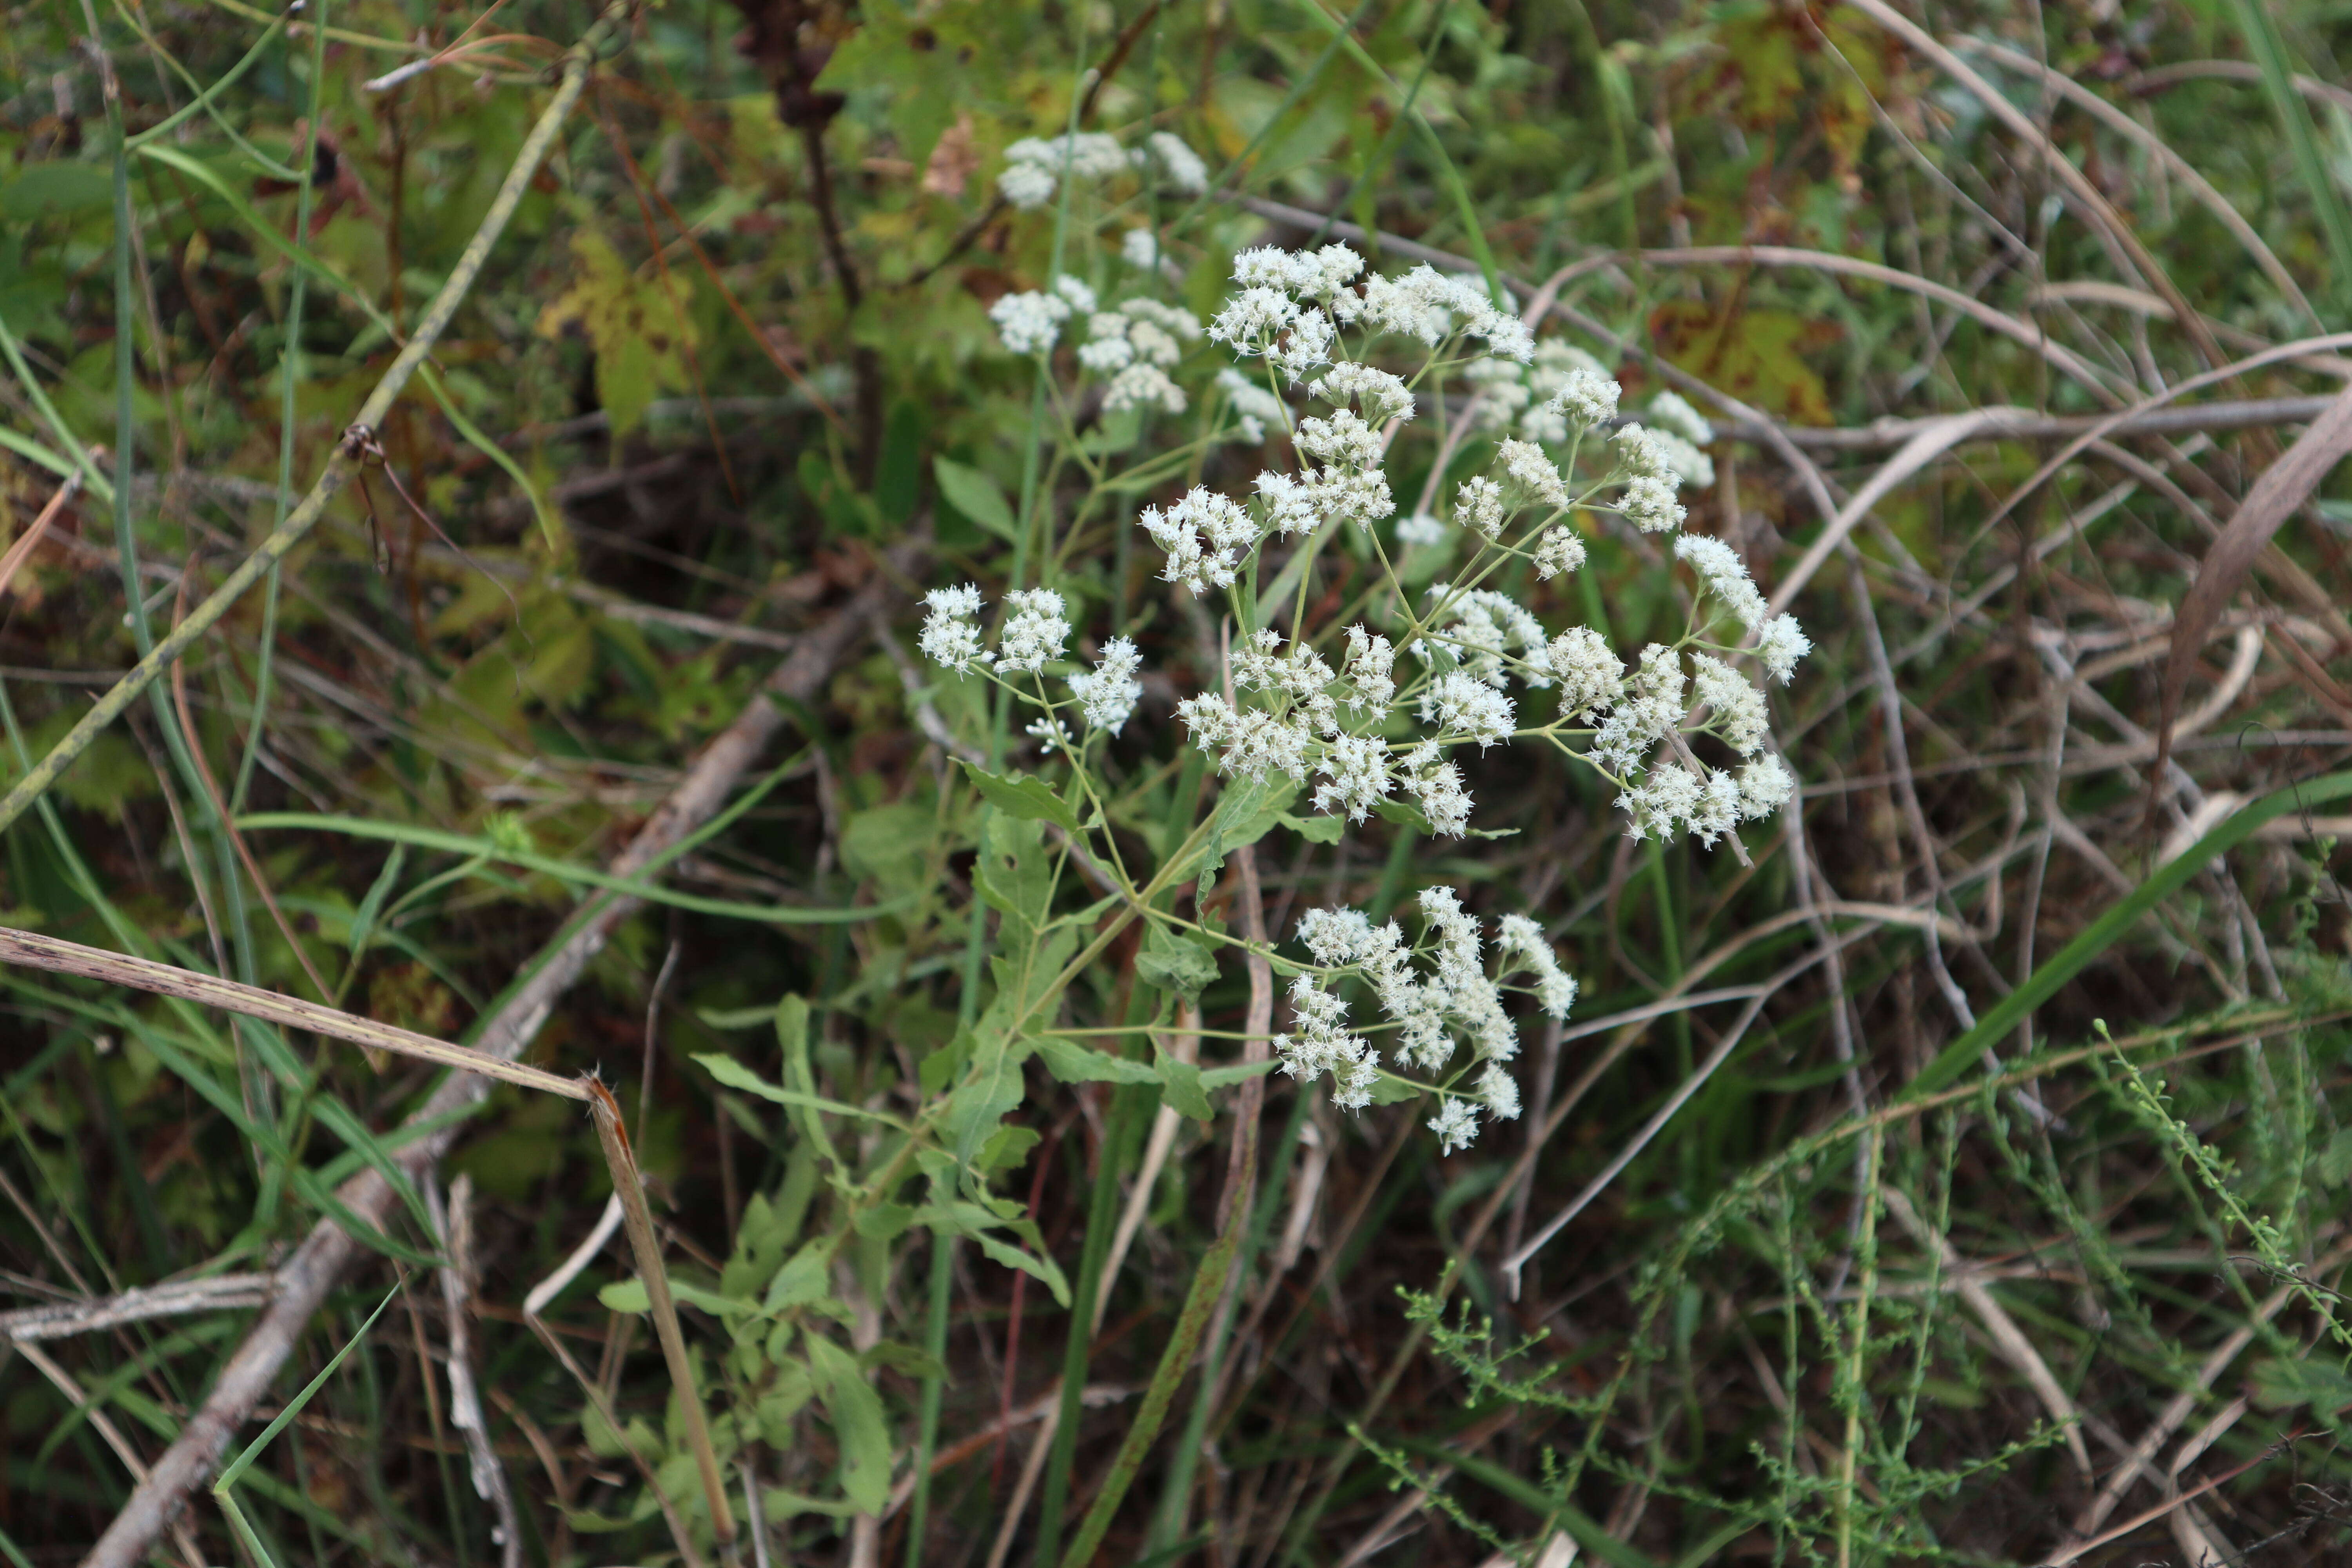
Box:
left=0, top=1275, right=276, bottom=1343
left=425, top=1175, right=523, bottom=1568
left=0, top=465, right=83, bottom=599
left=74, top=561, right=908, bottom=1568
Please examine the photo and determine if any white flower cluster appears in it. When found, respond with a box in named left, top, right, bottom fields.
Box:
left=1278, top=893, right=1574, bottom=1149
left=1139, top=488, right=1260, bottom=595
left=1131, top=130, right=1208, bottom=194
left=1069, top=636, right=1142, bottom=735
left=988, top=275, right=1097, bottom=356
left=916, top=584, right=1072, bottom=679
left=940, top=239, right=1815, bottom=857
left=1464, top=339, right=1616, bottom=444
left=1672, top=535, right=1811, bottom=684
left=998, top=129, right=1208, bottom=210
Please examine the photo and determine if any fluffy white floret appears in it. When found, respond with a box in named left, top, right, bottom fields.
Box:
left=1070, top=636, right=1143, bottom=734
left=989, top=289, right=1070, bottom=355
left=996, top=587, right=1069, bottom=673
left=918, top=584, right=986, bottom=673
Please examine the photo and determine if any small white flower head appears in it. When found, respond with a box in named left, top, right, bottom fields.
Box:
left=1310, top=361, right=1414, bottom=425
left=1647, top=390, right=1712, bottom=446
left=1495, top=913, right=1578, bottom=1019
left=1422, top=671, right=1515, bottom=748
left=1269, top=307, right=1336, bottom=383
left=989, top=289, right=1071, bottom=356
left=1052, top=275, right=1098, bottom=315
left=918, top=584, right=986, bottom=673
left=1497, top=438, right=1569, bottom=513
left=1026, top=714, right=1074, bottom=755
left=1207, top=286, right=1298, bottom=356
left=1396, top=512, right=1446, bottom=548
left=1633, top=642, right=1687, bottom=707
left=1102, top=363, right=1187, bottom=416
left=997, top=162, right=1057, bottom=209
left=1298, top=409, right=1385, bottom=471
left=1620, top=759, right=1703, bottom=844
left=1312, top=732, right=1392, bottom=822
left=1737, top=753, right=1795, bottom=816
left=1069, top=636, right=1143, bottom=735
left=1545, top=366, right=1621, bottom=430
left=1619, top=473, right=1686, bottom=534
left=1428, top=1096, right=1481, bottom=1155
left=1544, top=627, right=1623, bottom=720
left=1426, top=587, right=1549, bottom=690
left=1320, top=466, right=1394, bottom=528
left=996, top=587, right=1070, bottom=673
left=1690, top=653, right=1769, bottom=757
left=1402, top=742, right=1472, bottom=835
left=1231, top=247, right=1298, bottom=289
left=1612, top=422, right=1674, bottom=482
left=1475, top=1062, right=1521, bottom=1120
left=1341, top=625, right=1397, bottom=715
left=1757, top=614, right=1812, bottom=684
left=1647, top=428, right=1715, bottom=490
left=1139, top=487, right=1260, bottom=594
left=1121, top=227, right=1161, bottom=271
left=1076, top=314, right=1137, bottom=374
left=1533, top=525, right=1587, bottom=580
left=1673, top=534, right=1768, bottom=631
left=1248, top=471, right=1313, bottom=538
left=1296, top=243, right=1366, bottom=299
left=1216, top=369, right=1286, bottom=445
left=1176, top=691, right=1237, bottom=751
left=1007, top=131, right=1128, bottom=180
left=1137, top=130, right=1209, bottom=194
left=1357, top=269, right=1452, bottom=345
left=1121, top=297, right=1205, bottom=342
left=1455, top=475, right=1504, bottom=539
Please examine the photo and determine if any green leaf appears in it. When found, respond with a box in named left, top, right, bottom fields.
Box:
left=1280, top=812, right=1346, bottom=845
left=806, top=1334, right=893, bottom=1515
left=598, top=1278, right=650, bottom=1313
left=695, top=1051, right=909, bottom=1128
left=933, top=456, right=1020, bottom=543
left=1155, top=1041, right=1212, bottom=1123
left=962, top=761, right=1081, bottom=833
left=764, top=1241, right=833, bottom=1312
left=1035, top=1034, right=1160, bottom=1084
left=1199, top=1059, right=1279, bottom=1090
left=1136, top=925, right=1220, bottom=1002
left=974, top=812, right=1056, bottom=939
left=971, top=1229, right=1073, bottom=1308
left=2323, top=1129, right=2352, bottom=1189
left=978, top=1124, right=1042, bottom=1175
left=856, top=1202, right=918, bottom=1241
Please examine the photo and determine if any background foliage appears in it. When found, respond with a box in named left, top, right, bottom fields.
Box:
left=5, top=0, right=2352, bottom=1563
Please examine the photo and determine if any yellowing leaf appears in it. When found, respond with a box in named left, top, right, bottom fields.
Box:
left=535, top=232, right=699, bottom=439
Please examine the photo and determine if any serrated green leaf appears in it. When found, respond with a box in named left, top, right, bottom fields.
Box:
left=1155, top=1040, right=1213, bottom=1122
left=962, top=761, right=1080, bottom=833
left=1136, top=924, right=1220, bottom=1001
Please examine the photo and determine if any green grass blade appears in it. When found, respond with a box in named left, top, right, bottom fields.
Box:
left=1913, top=770, right=2352, bottom=1094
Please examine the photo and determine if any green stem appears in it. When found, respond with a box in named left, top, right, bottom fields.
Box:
left=1033, top=1080, right=1143, bottom=1568
left=1057, top=1218, right=1241, bottom=1568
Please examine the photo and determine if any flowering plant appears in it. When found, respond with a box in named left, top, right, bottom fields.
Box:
left=918, top=132, right=1810, bottom=1156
